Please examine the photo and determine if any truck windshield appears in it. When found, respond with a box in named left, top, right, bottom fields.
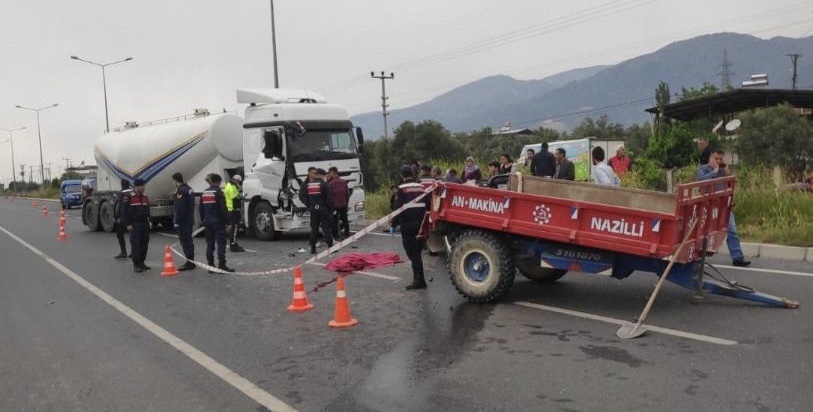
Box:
left=288, top=129, right=358, bottom=162
left=64, top=185, right=81, bottom=193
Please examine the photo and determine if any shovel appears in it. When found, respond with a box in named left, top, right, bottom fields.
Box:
left=616, top=218, right=699, bottom=339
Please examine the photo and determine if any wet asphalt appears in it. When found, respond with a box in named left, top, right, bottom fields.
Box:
left=0, top=196, right=811, bottom=412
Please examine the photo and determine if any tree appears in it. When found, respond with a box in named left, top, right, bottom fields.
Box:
left=736, top=104, right=813, bottom=181
left=655, top=81, right=671, bottom=110
left=645, top=121, right=696, bottom=168
left=679, top=82, right=719, bottom=102
left=624, top=122, right=652, bottom=157
left=571, top=115, right=625, bottom=140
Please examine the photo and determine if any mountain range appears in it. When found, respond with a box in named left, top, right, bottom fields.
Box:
left=351, top=32, right=813, bottom=139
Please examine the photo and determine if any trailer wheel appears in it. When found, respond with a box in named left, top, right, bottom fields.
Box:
left=516, top=259, right=568, bottom=283
left=252, top=202, right=282, bottom=241
left=83, top=201, right=102, bottom=232
left=449, top=230, right=515, bottom=303
left=99, top=201, right=116, bottom=233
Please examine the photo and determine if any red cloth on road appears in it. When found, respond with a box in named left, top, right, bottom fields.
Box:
left=324, top=252, right=403, bottom=273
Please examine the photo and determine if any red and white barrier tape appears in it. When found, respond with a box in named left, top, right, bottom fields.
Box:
left=168, top=184, right=436, bottom=277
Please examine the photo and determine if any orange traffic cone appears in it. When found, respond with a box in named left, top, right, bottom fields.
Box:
left=57, top=216, right=68, bottom=241
left=160, top=245, right=179, bottom=277
left=42, top=205, right=49, bottom=217
left=328, top=276, right=358, bottom=328
left=32, top=200, right=37, bottom=208
left=287, top=266, right=314, bottom=312
left=59, top=210, right=65, bottom=219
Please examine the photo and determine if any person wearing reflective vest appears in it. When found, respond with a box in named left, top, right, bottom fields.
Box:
left=224, top=174, right=245, bottom=252
left=172, top=172, right=196, bottom=271
left=123, top=179, right=151, bottom=273
left=114, top=178, right=133, bottom=260
left=299, top=167, right=334, bottom=254
left=200, top=173, right=235, bottom=273
left=392, top=165, right=430, bottom=290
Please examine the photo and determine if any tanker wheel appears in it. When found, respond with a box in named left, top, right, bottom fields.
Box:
left=516, top=259, right=568, bottom=283
left=252, top=202, right=282, bottom=241
left=448, top=230, right=515, bottom=303
left=99, top=201, right=116, bottom=233
left=83, top=201, right=102, bottom=232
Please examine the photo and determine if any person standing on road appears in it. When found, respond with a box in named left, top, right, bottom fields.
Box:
left=299, top=167, right=334, bottom=254
left=172, top=172, right=196, bottom=271
left=697, top=149, right=751, bottom=267
left=124, top=179, right=151, bottom=273
left=392, top=165, right=430, bottom=290
left=591, top=147, right=620, bottom=186
left=532, top=143, right=556, bottom=178
left=200, top=174, right=235, bottom=273
left=328, top=166, right=350, bottom=240
left=553, top=148, right=576, bottom=181
left=224, top=174, right=245, bottom=252
left=114, top=178, right=133, bottom=260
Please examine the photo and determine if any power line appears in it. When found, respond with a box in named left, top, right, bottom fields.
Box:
left=318, top=0, right=660, bottom=95
left=512, top=97, right=654, bottom=127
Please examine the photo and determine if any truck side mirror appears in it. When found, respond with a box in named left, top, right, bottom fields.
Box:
left=355, top=127, right=364, bottom=150
left=263, top=129, right=284, bottom=160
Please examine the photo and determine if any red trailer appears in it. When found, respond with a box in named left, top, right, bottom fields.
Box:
left=424, top=174, right=797, bottom=308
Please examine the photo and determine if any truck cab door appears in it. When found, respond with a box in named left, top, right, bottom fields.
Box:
left=244, top=126, right=286, bottom=204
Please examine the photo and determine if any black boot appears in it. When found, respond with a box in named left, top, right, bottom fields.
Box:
left=140, top=263, right=152, bottom=271
left=178, top=261, right=196, bottom=271
left=114, top=251, right=128, bottom=259
left=230, top=244, right=245, bottom=252
left=405, top=271, right=427, bottom=290
left=133, top=265, right=144, bottom=273
left=214, top=263, right=235, bottom=273
left=310, top=245, right=317, bottom=254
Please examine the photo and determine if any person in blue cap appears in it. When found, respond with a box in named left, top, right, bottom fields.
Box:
left=124, top=178, right=151, bottom=273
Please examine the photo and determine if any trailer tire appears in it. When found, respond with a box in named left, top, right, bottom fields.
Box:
left=83, top=201, right=102, bottom=232
left=516, top=259, right=567, bottom=283
left=252, top=202, right=282, bottom=241
left=449, top=230, right=515, bottom=303
left=99, top=201, right=116, bottom=233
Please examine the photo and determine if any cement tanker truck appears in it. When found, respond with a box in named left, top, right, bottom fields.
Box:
left=82, top=88, right=366, bottom=240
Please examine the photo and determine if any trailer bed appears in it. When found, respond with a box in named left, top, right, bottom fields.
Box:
left=431, top=174, right=735, bottom=264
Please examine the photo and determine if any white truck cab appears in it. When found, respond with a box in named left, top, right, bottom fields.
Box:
left=237, top=88, right=365, bottom=240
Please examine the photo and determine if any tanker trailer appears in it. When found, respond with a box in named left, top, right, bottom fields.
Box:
left=82, top=109, right=243, bottom=232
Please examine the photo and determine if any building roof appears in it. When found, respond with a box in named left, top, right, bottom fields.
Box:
left=645, top=88, right=813, bottom=121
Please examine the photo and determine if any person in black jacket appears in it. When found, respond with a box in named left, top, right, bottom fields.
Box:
left=124, top=179, right=151, bottom=273
left=172, top=172, right=196, bottom=271
left=114, top=178, right=133, bottom=259
left=299, top=167, right=334, bottom=254
left=200, top=174, right=234, bottom=273
left=392, top=165, right=430, bottom=290
left=553, top=148, right=576, bottom=181
left=532, top=142, right=557, bottom=177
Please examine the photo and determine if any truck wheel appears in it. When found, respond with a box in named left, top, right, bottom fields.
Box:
left=252, top=202, right=282, bottom=241
left=99, top=201, right=116, bottom=233
left=448, top=230, right=515, bottom=303
left=83, top=201, right=102, bottom=232
left=516, top=259, right=568, bottom=283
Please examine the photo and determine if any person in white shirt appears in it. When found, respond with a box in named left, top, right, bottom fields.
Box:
left=591, top=146, right=620, bottom=186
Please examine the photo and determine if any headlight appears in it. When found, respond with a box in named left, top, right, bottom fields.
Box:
left=354, top=201, right=365, bottom=212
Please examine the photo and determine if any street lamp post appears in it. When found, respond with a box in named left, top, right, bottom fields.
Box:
left=16, top=104, right=58, bottom=186
left=0, top=126, right=26, bottom=191
left=269, top=0, right=279, bottom=88
left=70, top=55, right=133, bottom=133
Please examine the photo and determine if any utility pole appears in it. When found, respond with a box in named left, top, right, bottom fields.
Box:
left=787, top=53, right=801, bottom=90
left=46, top=162, right=52, bottom=182
left=269, top=0, right=279, bottom=88
left=19, top=164, right=25, bottom=187
left=29, top=166, right=34, bottom=184
left=370, top=71, right=394, bottom=138
left=63, top=157, right=72, bottom=171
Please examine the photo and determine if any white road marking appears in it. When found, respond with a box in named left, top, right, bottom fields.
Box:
left=306, top=261, right=401, bottom=281
left=0, top=226, right=298, bottom=412
left=514, top=301, right=738, bottom=346
left=714, top=264, right=813, bottom=278
left=158, top=232, right=178, bottom=238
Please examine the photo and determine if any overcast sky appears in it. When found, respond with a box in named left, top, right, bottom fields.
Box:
left=0, top=0, right=810, bottom=184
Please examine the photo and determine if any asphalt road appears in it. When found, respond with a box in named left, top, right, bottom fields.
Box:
left=1, top=196, right=811, bottom=412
